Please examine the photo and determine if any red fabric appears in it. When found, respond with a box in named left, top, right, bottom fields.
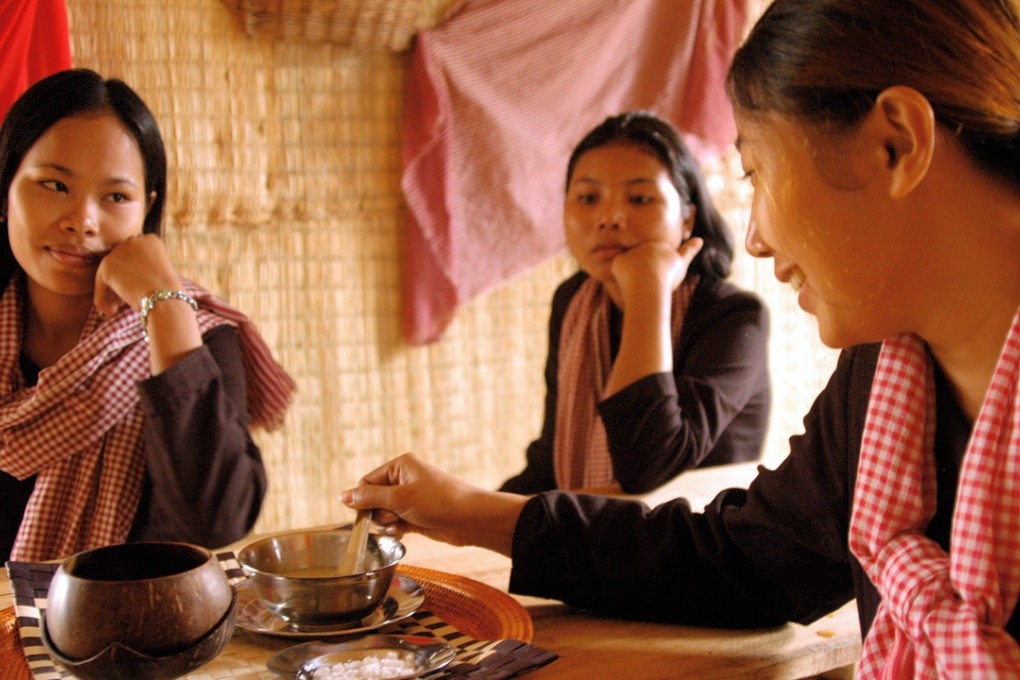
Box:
left=401, top=0, right=749, bottom=344
left=0, top=0, right=72, bottom=122
left=849, top=308, right=1020, bottom=678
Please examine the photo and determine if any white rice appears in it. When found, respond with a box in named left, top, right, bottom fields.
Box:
left=310, top=651, right=419, bottom=680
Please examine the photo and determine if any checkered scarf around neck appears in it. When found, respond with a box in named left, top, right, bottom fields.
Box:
left=553, top=275, right=699, bottom=490
left=849, top=307, right=1020, bottom=679
left=0, top=272, right=296, bottom=562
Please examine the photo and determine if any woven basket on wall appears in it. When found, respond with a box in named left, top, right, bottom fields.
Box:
left=220, top=0, right=457, bottom=50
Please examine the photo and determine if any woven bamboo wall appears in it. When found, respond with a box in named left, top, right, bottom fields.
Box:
left=63, top=0, right=836, bottom=535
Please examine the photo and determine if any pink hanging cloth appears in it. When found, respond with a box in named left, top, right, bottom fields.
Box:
left=0, top=0, right=73, bottom=121
left=401, top=0, right=750, bottom=344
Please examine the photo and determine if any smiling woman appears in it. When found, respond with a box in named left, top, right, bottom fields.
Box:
left=0, top=68, right=295, bottom=563
left=8, top=115, right=149, bottom=318
left=737, top=114, right=906, bottom=348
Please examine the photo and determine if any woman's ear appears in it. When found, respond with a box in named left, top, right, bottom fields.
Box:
left=682, top=203, right=696, bottom=241
left=871, top=85, right=936, bottom=198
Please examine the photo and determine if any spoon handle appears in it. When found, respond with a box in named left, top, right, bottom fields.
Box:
left=337, top=509, right=372, bottom=575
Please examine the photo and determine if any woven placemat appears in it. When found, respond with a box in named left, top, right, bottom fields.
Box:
left=4, top=554, right=555, bottom=679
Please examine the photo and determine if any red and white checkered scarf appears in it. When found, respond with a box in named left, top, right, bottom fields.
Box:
left=553, top=275, right=698, bottom=489
left=0, top=272, right=296, bottom=561
left=849, top=307, right=1020, bottom=678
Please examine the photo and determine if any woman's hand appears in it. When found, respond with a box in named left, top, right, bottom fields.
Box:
left=93, top=234, right=202, bottom=373
left=609, top=237, right=703, bottom=312
left=340, top=452, right=528, bottom=556
left=603, top=237, right=703, bottom=398
left=93, top=234, right=183, bottom=316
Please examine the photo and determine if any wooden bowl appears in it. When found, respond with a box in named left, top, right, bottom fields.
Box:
left=44, top=542, right=233, bottom=662
left=40, top=593, right=236, bottom=680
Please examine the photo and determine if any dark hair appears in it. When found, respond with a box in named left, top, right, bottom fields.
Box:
left=727, top=0, right=1020, bottom=190
left=0, top=68, right=167, bottom=284
left=565, top=111, right=734, bottom=281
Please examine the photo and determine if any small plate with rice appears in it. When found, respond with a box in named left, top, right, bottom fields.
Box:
left=268, top=634, right=456, bottom=680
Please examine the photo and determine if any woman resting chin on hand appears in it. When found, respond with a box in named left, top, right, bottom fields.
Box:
left=0, top=68, right=295, bottom=562
left=500, top=111, right=771, bottom=496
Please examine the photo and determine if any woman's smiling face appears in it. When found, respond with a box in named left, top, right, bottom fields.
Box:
left=736, top=113, right=913, bottom=348
left=6, top=113, right=149, bottom=299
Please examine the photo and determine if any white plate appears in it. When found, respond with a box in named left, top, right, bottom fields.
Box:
left=235, top=576, right=425, bottom=638
left=267, top=634, right=456, bottom=679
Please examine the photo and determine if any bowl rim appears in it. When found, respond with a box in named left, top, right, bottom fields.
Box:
left=236, top=528, right=405, bottom=579
left=57, top=541, right=219, bottom=584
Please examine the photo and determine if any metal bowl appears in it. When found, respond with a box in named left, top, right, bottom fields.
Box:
left=237, top=528, right=405, bottom=628
left=43, top=542, right=234, bottom=664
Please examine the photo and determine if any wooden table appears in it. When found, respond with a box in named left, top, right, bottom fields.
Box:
left=1, top=463, right=862, bottom=679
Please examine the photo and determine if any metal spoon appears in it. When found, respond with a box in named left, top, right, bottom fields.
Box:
left=336, top=509, right=372, bottom=576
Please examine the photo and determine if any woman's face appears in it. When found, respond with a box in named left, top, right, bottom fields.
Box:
left=6, top=113, right=149, bottom=299
left=736, top=113, right=912, bottom=348
left=563, top=142, right=689, bottom=288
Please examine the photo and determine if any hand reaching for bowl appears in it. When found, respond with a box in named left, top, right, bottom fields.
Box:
left=340, top=453, right=527, bottom=557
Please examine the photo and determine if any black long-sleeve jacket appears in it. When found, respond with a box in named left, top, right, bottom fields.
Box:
left=501, top=272, right=771, bottom=494
left=509, top=343, right=1020, bottom=640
